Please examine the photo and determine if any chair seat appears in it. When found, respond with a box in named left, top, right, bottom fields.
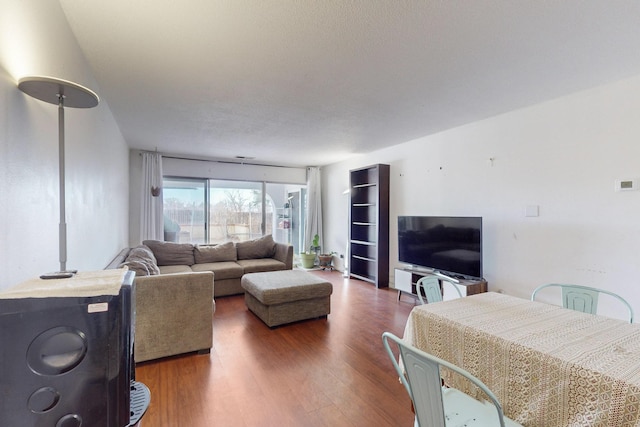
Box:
left=442, top=388, right=521, bottom=427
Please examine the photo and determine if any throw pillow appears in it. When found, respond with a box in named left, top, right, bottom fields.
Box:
left=129, top=245, right=158, bottom=265
left=120, top=260, right=152, bottom=276
left=143, top=240, right=195, bottom=266
left=236, top=234, right=276, bottom=260
left=119, top=245, right=160, bottom=276
left=194, top=242, right=237, bottom=263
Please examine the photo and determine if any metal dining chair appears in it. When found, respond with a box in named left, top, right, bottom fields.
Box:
left=416, top=276, right=462, bottom=305
left=531, top=283, right=634, bottom=323
left=382, top=332, right=523, bottom=427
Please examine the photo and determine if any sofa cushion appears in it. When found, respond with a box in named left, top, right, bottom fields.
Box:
left=237, top=258, right=286, bottom=274
left=120, top=245, right=160, bottom=276
left=158, top=265, right=194, bottom=274
left=194, top=242, right=237, bottom=263
left=143, top=240, right=195, bottom=266
left=236, top=235, right=276, bottom=260
left=192, top=261, right=244, bottom=280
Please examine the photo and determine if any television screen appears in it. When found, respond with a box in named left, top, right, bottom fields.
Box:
left=398, top=216, right=482, bottom=279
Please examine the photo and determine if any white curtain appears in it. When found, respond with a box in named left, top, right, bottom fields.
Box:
left=140, top=152, right=164, bottom=242
left=304, top=167, right=323, bottom=252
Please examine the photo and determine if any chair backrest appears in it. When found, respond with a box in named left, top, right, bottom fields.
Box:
left=416, top=276, right=462, bottom=305
left=382, top=332, right=508, bottom=427
left=531, top=283, right=634, bottom=323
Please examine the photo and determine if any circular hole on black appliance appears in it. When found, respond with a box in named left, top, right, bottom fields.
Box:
left=56, top=413, right=82, bottom=427
left=28, top=387, right=60, bottom=413
left=27, top=326, right=87, bottom=375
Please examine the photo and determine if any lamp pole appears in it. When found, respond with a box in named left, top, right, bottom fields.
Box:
left=58, top=93, right=68, bottom=273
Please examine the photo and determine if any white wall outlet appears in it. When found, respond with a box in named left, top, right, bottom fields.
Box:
left=615, top=179, right=639, bottom=192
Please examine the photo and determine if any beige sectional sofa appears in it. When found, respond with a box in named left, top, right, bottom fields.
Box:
left=134, top=271, right=214, bottom=362
left=109, top=235, right=293, bottom=362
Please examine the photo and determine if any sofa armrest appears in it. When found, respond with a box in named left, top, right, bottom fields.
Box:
left=273, top=242, right=293, bottom=270
left=133, top=271, right=214, bottom=362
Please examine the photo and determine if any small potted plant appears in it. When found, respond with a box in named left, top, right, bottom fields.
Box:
left=310, top=234, right=321, bottom=255
left=299, top=251, right=316, bottom=268
left=300, top=234, right=321, bottom=268
left=318, top=252, right=336, bottom=270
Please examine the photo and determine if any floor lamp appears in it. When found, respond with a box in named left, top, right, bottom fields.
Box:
left=18, top=76, right=99, bottom=279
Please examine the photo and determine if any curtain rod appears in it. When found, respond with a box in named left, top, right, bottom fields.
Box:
left=138, top=150, right=305, bottom=170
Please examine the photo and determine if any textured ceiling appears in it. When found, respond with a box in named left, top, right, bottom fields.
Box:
left=59, top=1, right=640, bottom=167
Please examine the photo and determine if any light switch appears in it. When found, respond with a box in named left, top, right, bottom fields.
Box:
left=615, top=179, right=639, bottom=192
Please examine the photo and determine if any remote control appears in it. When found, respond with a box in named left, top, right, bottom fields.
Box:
left=40, top=272, right=74, bottom=280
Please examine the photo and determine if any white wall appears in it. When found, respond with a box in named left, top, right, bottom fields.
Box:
left=0, top=0, right=129, bottom=289
left=323, top=75, right=640, bottom=321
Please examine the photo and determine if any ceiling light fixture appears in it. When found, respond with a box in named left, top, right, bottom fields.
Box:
left=18, top=76, right=99, bottom=279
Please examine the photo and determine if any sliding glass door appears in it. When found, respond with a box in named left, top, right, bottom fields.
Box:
left=163, top=177, right=305, bottom=246
left=209, top=180, right=263, bottom=243
left=162, top=178, right=207, bottom=243
left=266, top=184, right=306, bottom=254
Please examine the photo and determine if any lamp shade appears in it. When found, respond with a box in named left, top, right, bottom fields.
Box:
left=18, top=76, right=99, bottom=108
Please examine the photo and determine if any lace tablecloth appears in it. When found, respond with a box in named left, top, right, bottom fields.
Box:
left=403, top=292, right=640, bottom=427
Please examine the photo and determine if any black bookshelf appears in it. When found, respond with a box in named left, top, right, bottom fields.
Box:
left=348, top=164, right=390, bottom=288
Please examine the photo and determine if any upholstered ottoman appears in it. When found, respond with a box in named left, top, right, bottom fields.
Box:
left=241, top=270, right=333, bottom=327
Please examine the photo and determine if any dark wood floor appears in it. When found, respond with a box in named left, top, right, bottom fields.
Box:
left=135, top=270, right=417, bottom=427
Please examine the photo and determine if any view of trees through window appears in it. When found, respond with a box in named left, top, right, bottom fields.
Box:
left=163, top=177, right=305, bottom=251
left=209, top=184, right=263, bottom=243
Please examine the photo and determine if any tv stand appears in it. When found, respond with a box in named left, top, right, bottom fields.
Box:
left=394, top=267, right=487, bottom=302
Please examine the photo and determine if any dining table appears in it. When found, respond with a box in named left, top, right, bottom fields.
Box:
left=402, top=291, right=640, bottom=427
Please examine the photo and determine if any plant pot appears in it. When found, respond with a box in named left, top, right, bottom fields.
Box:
left=318, top=254, right=333, bottom=268
left=299, top=253, right=316, bottom=268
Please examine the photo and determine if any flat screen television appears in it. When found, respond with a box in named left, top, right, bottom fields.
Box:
left=398, top=216, right=483, bottom=280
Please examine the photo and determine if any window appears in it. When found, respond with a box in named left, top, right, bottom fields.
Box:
left=162, top=178, right=207, bottom=244
left=163, top=177, right=305, bottom=249
left=209, top=180, right=263, bottom=243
